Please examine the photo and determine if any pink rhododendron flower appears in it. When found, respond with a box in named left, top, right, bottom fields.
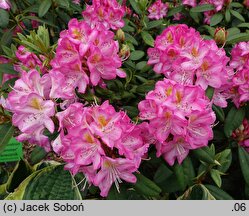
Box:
left=53, top=101, right=149, bottom=196
left=182, top=0, right=197, bottom=7
left=138, top=78, right=215, bottom=166
left=50, top=18, right=124, bottom=99
left=94, top=157, right=137, bottom=197
left=226, top=41, right=249, bottom=107
left=15, top=46, right=46, bottom=73
left=0, top=0, right=11, bottom=10
left=82, top=0, right=125, bottom=30
left=148, top=24, right=231, bottom=107
left=148, top=0, right=168, bottom=20
left=5, top=69, right=55, bottom=151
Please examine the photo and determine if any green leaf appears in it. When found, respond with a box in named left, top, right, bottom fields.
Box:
left=192, top=147, right=215, bottom=164
left=23, top=165, right=82, bottom=199
left=0, top=9, right=9, bottom=28
left=210, top=13, right=224, bottom=26
left=210, top=169, right=222, bottom=187
left=205, top=86, right=214, bottom=100
left=230, top=10, right=245, bottom=22
left=129, top=50, right=145, bottom=61
left=173, top=164, right=187, bottom=191
left=216, top=149, right=232, bottom=173
left=145, top=20, right=163, bottom=30
left=133, top=173, right=162, bottom=197
left=225, top=9, right=231, bottom=23
left=5, top=170, right=40, bottom=200
left=238, top=147, right=249, bottom=186
left=212, top=105, right=225, bottom=122
left=30, top=146, right=47, bottom=165
left=230, top=2, right=243, bottom=8
left=224, top=107, right=245, bottom=137
left=7, top=160, right=32, bottom=192
left=205, top=184, right=233, bottom=200
left=0, top=63, right=18, bottom=75
left=135, top=80, right=155, bottom=94
left=227, top=33, right=249, bottom=44
left=1, top=29, right=13, bottom=47
left=107, top=185, right=129, bottom=200
left=190, top=4, right=214, bottom=13
left=167, top=5, right=184, bottom=17
left=129, top=0, right=142, bottom=15
left=55, top=0, right=70, bottom=9
left=237, top=23, right=249, bottom=28
left=124, top=33, right=138, bottom=45
left=141, top=31, right=154, bottom=47
left=0, top=123, right=14, bottom=154
left=136, top=61, right=147, bottom=70
left=38, top=0, right=52, bottom=17
left=200, top=185, right=216, bottom=200
left=154, top=163, right=173, bottom=184
left=0, top=137, right=23, bottom=163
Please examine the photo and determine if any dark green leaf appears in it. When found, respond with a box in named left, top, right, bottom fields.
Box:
left=167, top=5, right=184, bottom=17
left=192, top=147, right=215, bottom=164
left=205, top=184, right=233, bottom=200
left=38, top=0, right=52, bottom=17
left=56, top=0, right=70, bottom=9
left=129, top=0, right=142, bottom=15
left=30, top=146, right=47, bottom=165
left=216, top=149, right=232, bottom=173
left=124, top=33, right=138, bottom=45
left=141, top=31, right=154, bottom=47
left=23, top=165, right=82, bottom=199
left=205, top=86, right=214, bottom=100
left=230, top=10, right=245, bottom=22
left=145, top=20, right=163, bottom=30
left=210, top=169, right=222, bottom=187
left=173, top=163, right=187, bottom=191
left=129, top=50, right=145, bottom=61
left=230, top=2, right=243, bottom=8
left=237, top=23, right=249, bottom=28
left=238, top=147, right=249, bottom=185
left=190, top=4, right=214, bottom=13
left=0, top=9, right=9, bottom=28
left=224, top=107, right=245, bottom=137
left=227, top=33, right=249, bottom=44
left=7, top=160, right=32, bottom=192
left=225, top=9, right=231, bottom=23
left=154, top=163, right=173, bottom=184
left=136, top=61, right=147, bottom=70
left=133, top=173, right=162, bottom=197
left=210, top=13, right=224, bottom=26
left=0, top=63, right=18, bottom=75
left=0, top=123, right=14, bottom=154
left=212, top=105, right=225, bottom=122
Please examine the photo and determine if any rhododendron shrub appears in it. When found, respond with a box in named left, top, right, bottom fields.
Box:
left=0, top=0, right=249, bottom=200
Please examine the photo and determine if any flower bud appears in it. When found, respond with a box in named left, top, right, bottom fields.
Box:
left=116, top=29, right=125, bottom=43
left=214, top=27, right=228, bottom=45
left=119, top=44, right=130, bottom=61
left=244, top=0, right=249, bottom=8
